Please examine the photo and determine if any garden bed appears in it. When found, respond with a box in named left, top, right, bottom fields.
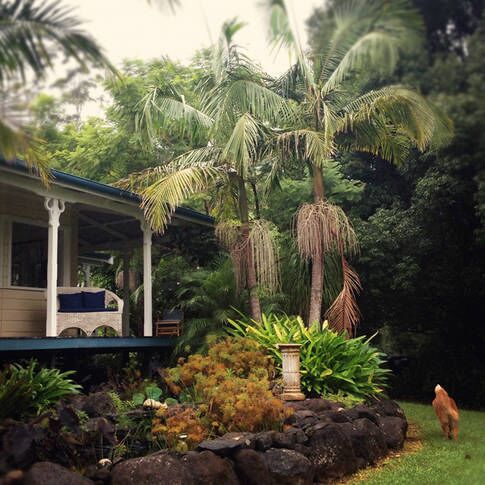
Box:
left=0, top=394, right=407, bottom=484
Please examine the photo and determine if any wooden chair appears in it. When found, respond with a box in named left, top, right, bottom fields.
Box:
left=154, top=310, right=183, bottom=337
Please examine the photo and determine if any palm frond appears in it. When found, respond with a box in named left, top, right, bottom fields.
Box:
left=222, top=112, right=261, bottom=178
left=325, top=258, right=362, bottom=336
left=141, top=164, right=222, bottom=232
left=317, top=0, right=422, bottom=90
left=0, top=0, right=114, bottom=82
left=341, top=85, right=452, bottom=156
left=135, top=85, right=212, bottom=143
left=206, top=78, right=293, bottom=127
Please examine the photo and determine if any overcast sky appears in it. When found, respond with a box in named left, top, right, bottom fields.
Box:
left=64, top=0, right=323, bottom=74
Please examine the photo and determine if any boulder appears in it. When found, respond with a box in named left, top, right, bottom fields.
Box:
left=372, top=400, right=406, bottom=419
left=307, top=423, right=358, bottom=480
left=342, top=418, right=387, bottom=465
left=264, top=448, right=314, bottom=485
left=272, top=432, right=296, bottom=449
left=254, top=431, right=275, bottom=451
left=317, top=410, right=351, bottom=424
left=285, top=427, right=308, bottom=445
left=344, top=406, right=380, bottom=426
left=378, top=416, right=408, bottom=449
left=76, top=392, right=116, bottom=419
left=198, top=433, right=254, bottom=456
left=233, top=449, right=271, bottom=485
left=111, top=451, right=194, bottom=485
left=181, top=451, right=239, bottom=485
left=23, top=462, right=92, bottom=485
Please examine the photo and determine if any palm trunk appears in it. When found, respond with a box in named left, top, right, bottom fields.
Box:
left=308, top=164, right=325, bottom=326
left=238, top=177, right=262, bottom=322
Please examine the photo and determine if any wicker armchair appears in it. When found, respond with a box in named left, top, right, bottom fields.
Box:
left=56, top=287, right=123, bottom=336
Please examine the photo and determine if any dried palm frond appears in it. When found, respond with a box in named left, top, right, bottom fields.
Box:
left=294, top=200, right=358, bottom=260
left=249, top=219, right=280, bottom=294
left=325, top=257, right=362, bottom=336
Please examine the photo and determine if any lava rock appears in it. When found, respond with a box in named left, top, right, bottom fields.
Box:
left=198, top=433, right=254, bottom=456
left=233, top=449, right=271, bottom=485
left=254, top=431, right=275, bottom=451
left=285, top=427, right=308, bottom=445
left=111, top=451, right=194, bottom=485
left=264, top=448, right=314, bottom=485
left=344, top=406, right=380, bottom=426
left=343, top=418, right=388, bottom=465
left=78, top=392, right=116, bottom=419
left=307, top=423, right=358, bottom=480
left=372, top=400, right=406, bottom=419
left=378, top=416, right=408, bottom=449
left=23, top=462, right=93, bottom=485
left=272, top=431, right=296, bottom=449
left=181, top=450, right=239, bottom=485
left=304, top=421, right=330, bottom=438
left=317, top=410, right=351, bottom=423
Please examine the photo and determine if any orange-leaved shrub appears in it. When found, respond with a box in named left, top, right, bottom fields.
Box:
left=158, top=337, right=291, bottom=441
left=152, top=404, right=207, bottom=452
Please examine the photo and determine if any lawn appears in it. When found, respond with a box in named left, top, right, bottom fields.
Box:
left=348, top=402, right=485, bottom=485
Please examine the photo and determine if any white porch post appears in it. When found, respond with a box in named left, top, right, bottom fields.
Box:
left=142, top=222, right=153, bottom=337
left=122, top=249, right=132, bottom=336
left=44, top=198, right=65, bottom=337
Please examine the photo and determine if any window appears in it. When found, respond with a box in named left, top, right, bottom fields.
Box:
left=11, top=222, right=48, bottom=288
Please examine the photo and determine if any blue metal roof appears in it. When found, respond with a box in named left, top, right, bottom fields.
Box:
left=1, top=158, right=213, bottom=225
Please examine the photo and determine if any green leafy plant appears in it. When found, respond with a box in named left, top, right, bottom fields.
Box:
left=131, top=384, right=164, bottom=406
left=228, top=314, right=390, bottom=400
left=0, top=360, right=81, bottom=420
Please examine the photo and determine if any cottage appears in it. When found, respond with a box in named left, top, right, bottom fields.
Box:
left=0, top=159, right=212, bottom=351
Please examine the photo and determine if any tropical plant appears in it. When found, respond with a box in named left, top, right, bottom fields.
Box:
left=228, top=313, right=390, bottom=400
left=0, top=360, right=81, bottom=420
left=262, top=0, right=451, bottom=332
left=0, top=0, right=113, bottom=178
left=172, top=256, right=245, bottom=354
left=119, top=19, right=292, bottom=321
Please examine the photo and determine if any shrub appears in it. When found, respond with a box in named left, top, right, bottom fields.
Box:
left=152, top=405, right=207, bottom=451
left=159, top=337, right=290, bottom=443
left=0, top=360, right=81, bottom=420
left=228, top=314, right=390, bottom=400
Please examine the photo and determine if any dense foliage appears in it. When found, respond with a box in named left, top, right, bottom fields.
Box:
left=228, top=314, right=389, bottom=400
left=308, top=1, right=485, bottom=406
left=0, top=360, right=81, bottom=420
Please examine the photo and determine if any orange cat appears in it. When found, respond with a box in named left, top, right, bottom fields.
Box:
left=432, top=384, right=459, bottom=440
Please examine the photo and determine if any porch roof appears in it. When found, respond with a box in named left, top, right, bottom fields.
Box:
left=0, top=158, right=213, bottom=226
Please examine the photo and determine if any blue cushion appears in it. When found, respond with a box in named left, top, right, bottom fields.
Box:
left=59, top=307, right=117, bottom=313
left=59, top=292, right=83, bottom=311
left=82, top=291, right=105, bottom=309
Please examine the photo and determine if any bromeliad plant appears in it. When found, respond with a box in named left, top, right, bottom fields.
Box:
left=228, top=313, right=390, bottom=400
left=0, top=360, right=81, bottom=420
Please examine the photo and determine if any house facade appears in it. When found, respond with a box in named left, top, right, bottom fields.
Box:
left=0, top=160, right=212, bottom=341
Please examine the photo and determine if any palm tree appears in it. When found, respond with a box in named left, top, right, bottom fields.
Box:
left=0, top=0, right=114, bottom=179
left=119, top=20, right=291, bottom=321
left=263, top=0, right=451, bottom=332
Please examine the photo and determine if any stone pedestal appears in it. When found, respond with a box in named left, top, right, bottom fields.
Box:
left=278, top=343, right=305, bottom=401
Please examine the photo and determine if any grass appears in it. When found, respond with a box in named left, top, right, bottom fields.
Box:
left=347, top=402, right=485, bottom=485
